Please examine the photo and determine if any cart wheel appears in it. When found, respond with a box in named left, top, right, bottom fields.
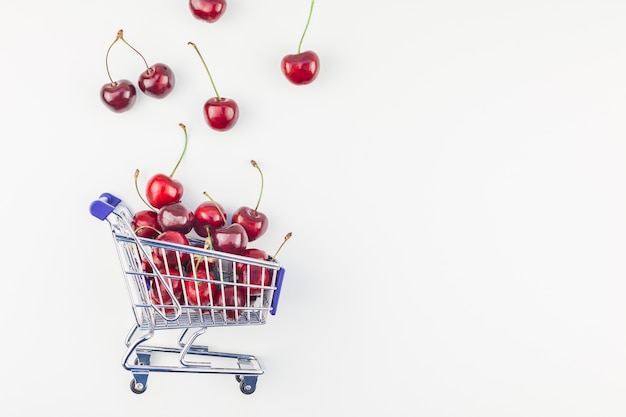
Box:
left=130, top=379, right=147, bottom=394
left=239, top=380, right=256, bottom=395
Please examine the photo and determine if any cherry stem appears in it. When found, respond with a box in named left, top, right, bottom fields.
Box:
left=188, top=42, right=221, bottom=100
left=135, top=225, right=161, bottom=236
left=250, top=160, right=264, bottom=213
left=203, top=191, right=227, bottom=224
left=134, top=169, right=156, bottom=211
left=194, top=230, right=214, bottom=270
left=104, top=30, right=124, bottom=84
left=117, top=29, right=151, bottom=73
left=297, top=0, right=315, bottom=54
left=272, top=232, right=292, bottom=260
left=170, top=123, right=188, bottom=178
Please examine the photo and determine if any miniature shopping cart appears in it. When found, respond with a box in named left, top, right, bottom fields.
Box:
left=89, top=192, right=286, bottom=395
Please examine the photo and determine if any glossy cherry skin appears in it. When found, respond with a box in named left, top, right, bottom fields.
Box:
left=214, top=286, right=247, bottom=321
left=132, top=210, right=161, bottom=238
left=139, top=63, right=175, bottom=98
left=100, top=79, right=137, bottom=112
left=232, top=207, right=268, bottom=242
left=155, top=230, right=191, bottom=268
left=203, top=97, right=239, bottom=131
left=189, top=0, right=226, bottom=23
left=146, top=173, right=184, bottom=209
left=210, top=223, right=248, bottom=255
left=157, top=202, right=194, bottom=234
left=193, top=201, right=226, bottom=237
left=185, top=268, right=218, bottom=306
left=150, top=266, right=184, bottom=314
left=236, top=248, right=271, bottom=296
left=281, top=51, right=320, bottom=85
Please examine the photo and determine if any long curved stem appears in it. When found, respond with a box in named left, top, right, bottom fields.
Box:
left=170, top=123, right=188, bottom=178
left=297, top=0, right=315, bottom=53
left=118, top=29, right=151, bottom=72
left=134, top=169, right=156, bottom=211
left=251, top=160, right=264, bottom=213
left=104, top=30, right=123, bottom=84
left=188, top=42, right=221, bottom=100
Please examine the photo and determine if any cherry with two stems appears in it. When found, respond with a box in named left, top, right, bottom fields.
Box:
left=188, top=41, right=239, bottom=131
left=145, top=123, right=188, bottom=209
left=189, top=0, right=227, bottom=23
left=232, top=160, right=269, bottom=242
left=281, top=0, right=320, bottom=85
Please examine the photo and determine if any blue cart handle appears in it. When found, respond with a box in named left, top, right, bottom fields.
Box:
left=89, top=193, right=122, bottom=220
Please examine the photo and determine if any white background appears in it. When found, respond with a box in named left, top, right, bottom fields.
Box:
left=2, top=1, right=626, bottom=416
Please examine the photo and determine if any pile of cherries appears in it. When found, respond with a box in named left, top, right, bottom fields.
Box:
left=130, top=124, right=289, bottom=320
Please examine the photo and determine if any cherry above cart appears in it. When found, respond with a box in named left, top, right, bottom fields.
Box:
left=90, top=192, right=286, bottom=395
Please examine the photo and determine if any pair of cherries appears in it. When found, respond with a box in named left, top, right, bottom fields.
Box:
left=100, top=30, right=175, bottom=113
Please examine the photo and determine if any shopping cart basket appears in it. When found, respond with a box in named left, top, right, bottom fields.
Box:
left=89, top=192, right=286, bottom=395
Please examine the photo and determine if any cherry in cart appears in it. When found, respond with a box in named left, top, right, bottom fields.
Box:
left=90, top=192, right=286, bottom=395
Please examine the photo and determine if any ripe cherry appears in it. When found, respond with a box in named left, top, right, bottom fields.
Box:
left=232, top=160, right=269, bottom=242
left=188, top=41, right=239, bottom=131
left=157, top=202, right=195, bottom=234
left=281, top=0, right=320, bottom=85
left=237, top=233, right=291, bottom=295
left=100, top=31, right=137, bottom=112
left=144, top=123, right=188, bottom=209
left=189, top=0, right=227, bottom=23
left=193, top=192, right=227, bottom=238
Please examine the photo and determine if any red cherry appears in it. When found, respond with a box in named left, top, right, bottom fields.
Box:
left=232, top=160, right=269, bottom=242
left=184, top=268, right=218, bottom=306
left=150, top=266, right=184, bottom=314
left=189, top=0, right=226, bottom=23
left=281, top=0, right=319, bottom=85
left=214, top=286, right=247, bottom=321
left=189, top=41, right=239, bottom=132
left=100, top=80, right=137, bottom=112
left=281, top=51, right=320, bottom=85
left=146, top=174, right=184, bottom=209
left=157, top=202, right=194, bottom=234
left=193, top=199, right=227, bottom=237
left=236, top=233, right=291, bottom=295
left=143, top=123, right=188, bottom=209
left=203, top=97, right=239, bottom=132
left=155, top=230, right=191, bottom=268
left=101, top=31, right=138, bottom=112
left=132, top=209, right=161, bottom=238
left=139, top=63, right=175, bottom=98
left=210, top=223, right=248, bottom=255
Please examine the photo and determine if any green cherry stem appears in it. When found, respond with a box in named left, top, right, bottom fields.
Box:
left=134, top=169, right=156, bottom=211
left=203, top=191, right=228, bottom=224
left=170, top=123, right=188, bottom=178
left=188, top=41, right=221, bottom=100
left=250, top=160, right=264, bottom=214
left=297, top=0, right=315, bottom=54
